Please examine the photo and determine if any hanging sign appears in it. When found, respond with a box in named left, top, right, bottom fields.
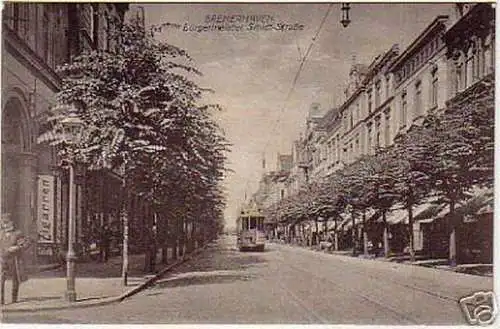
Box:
left=37, top=175, right=55, bottom=244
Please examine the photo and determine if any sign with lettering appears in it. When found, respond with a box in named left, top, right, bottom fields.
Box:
left=37, top=175, right=55, bottom=244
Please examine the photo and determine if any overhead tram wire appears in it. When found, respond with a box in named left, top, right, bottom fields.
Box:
left=262, top=3, right=334, bottom=156
left=243, top=4, right=333, bottom=207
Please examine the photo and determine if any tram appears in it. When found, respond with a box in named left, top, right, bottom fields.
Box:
left=236, top=206, right=266, bottom=252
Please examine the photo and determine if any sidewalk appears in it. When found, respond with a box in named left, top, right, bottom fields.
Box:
left=0, top=245, right=206, bottom=313
left=277, top=242, right=493, bottom=277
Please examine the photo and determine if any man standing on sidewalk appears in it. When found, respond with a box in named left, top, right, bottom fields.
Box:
left=0, top=213, right=31, bottom=304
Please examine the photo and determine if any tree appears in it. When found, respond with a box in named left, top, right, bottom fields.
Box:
left=422, top=76, right=494, bottom=265
left=352, top=151, right=398, bottom=257
left=38, top=18, right=229, bottom=279
left=335, top=158, right=373, bottom=256
left=389, top=124, right=436, bottom=262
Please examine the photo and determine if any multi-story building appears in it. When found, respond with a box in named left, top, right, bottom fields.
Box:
left=389, top=16, right=450, bottom=134
left=444, top=3, right=495, bottom=98
left=254, top=3, right=494, bottom=257
left=341, top=45, right=400, bottom=164
left=2, top=3, right=129, bottom=267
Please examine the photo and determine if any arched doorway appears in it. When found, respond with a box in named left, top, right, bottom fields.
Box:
left=1, top=97, right=30, bottom=230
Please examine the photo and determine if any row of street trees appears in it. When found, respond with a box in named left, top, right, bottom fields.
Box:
left=266, top=75, right=494, bottom=265
left=38, top=18, right=229, bottom=279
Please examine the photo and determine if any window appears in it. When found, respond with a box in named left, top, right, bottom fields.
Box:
left=473, top=47, right=481, bottom=82
left=385, top=76, right=390, bottom=99
left=401, top=91, right=407, bottom=127
left=415, top=80, right=422, bottom=116
left=11, top=3, right=19, bottom=31
left=102, top=12, right=110, bottom=51
left=465, top=53, right=472, bottom=88
left=368, top=90, right=373, bottom=113
left=41, top=6, right=50, bottom=62
left=455, top=64, right=463, bottom=93
left=431, top=70, right=438, bottom=109
left=375, top=81, right=381, bottom=108
left=355, top=135, right=360, bottom=157
left=79, top=4, right=95, bottom=41
left=337, top=136, right=341, bottom=163
left=332, top=139, right=337, bottom=163
left=477, top=47, right=484, bottom=78
left=18, top=4, right=29, bottom=38
left=375, top=119, right=381, bottom=148
left=367, top=125, right=373, bottom=154
left=280, top=190, right=285, bottom=200
left=4, top=3, right=29, bottom=36
left=384, top=110, right=391, bottom=146
left=356, top=102, right=360, bottom=123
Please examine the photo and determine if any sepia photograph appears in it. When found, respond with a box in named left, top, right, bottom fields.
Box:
left=0, top=1, right=496, bottom=326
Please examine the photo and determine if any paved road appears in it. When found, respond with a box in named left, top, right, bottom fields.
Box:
left=4, top=235, right=493, bottom=324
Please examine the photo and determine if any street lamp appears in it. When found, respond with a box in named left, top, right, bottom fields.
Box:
left=341, top=3, right=351, bottom=28
left=60, top=113, right=83, bottom=302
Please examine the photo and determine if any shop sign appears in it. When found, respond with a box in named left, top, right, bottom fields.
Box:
left=37, top=175, right=55, bottom=243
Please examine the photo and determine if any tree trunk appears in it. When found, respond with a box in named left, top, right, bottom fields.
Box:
left=407, top=202, right=415, bottom=263
left=382, top=211, right=389, bottom=257
left=351, top=214, right=357, bottom=256
left=448, top=199, right=457, bottom=266
left=362, top=210, right=368, bottom=256
left=1, top=260, right=5, bottom=305
left=314, top=218, right=319, bottom=245
left=121, top=190, right=129, bottom=286
left=333, top=219, right=338, bottom=251
left=161, top=216, right=169, bottom=264
left=171, top=219, right=178, bottom=261
left=178, top=219, right=185, bottom=258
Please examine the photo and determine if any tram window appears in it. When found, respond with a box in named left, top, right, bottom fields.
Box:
left=242, top=218, right=249, bottom=230
left=249, top=217, right=257, bottom=229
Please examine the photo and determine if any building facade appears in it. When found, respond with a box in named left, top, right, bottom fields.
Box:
left=2, top=3, right=129, bottom=267
left=254, top=3, right=494, bottom=259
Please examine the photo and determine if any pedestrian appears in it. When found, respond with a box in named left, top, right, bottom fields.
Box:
left=0, top=213, right=31, bottom=304
left=99, top=225, right=111, bottom=263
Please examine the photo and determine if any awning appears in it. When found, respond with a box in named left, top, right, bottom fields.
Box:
left=383, top=197, right=442, bottom=225
left=436, top=188, right=494, bottom=220
left=461, top=188, right=494, bottom=216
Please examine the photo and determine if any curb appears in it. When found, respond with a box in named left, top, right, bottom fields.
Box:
left=1, top=244, right=209, bottom=313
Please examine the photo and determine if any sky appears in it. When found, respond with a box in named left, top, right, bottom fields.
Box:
left=138, top=2, right=454, bottom=229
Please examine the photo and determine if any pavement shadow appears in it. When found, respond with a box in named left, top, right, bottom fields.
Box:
left=18, top=296, right=61, bottom=302
left=153, top=272, right=256, bottom=289
left=33, top=254, right=161, bottom=279
left=169, top=251, right=268, bottom=275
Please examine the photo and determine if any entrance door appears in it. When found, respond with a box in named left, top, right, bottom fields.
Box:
left=1, top=98, right=26, bottom=229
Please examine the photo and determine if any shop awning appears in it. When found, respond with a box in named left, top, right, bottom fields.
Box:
left=383, top=197, right=442, bottom=225
left=436, top=188, right=494, bottom=220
